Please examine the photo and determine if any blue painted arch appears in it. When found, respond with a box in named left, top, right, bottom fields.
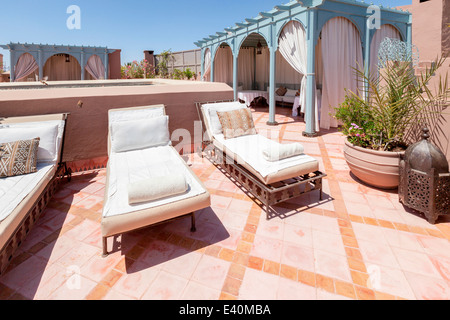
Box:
left=236, top=31, right=271, bottom=54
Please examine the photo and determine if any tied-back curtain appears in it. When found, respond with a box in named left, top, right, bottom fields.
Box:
left=202, top=48, right=212, bottom=81
left=44, top=55, right=81, bottom=81
left=86, top=55, right=105, bottom=80
left=370, top=24, right=401, bottom=78
left=278, top=21, right=308, bottom=117
left=238, top=48, right=255, bottom=90
left=214, top=47, right=233, bottom=86
left=321, top=17, right=363, bottom=130
left=14, top=53, right=38, bottom=82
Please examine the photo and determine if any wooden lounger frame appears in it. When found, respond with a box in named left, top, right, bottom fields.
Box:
left=195, top=100, right=327, bottom=219
left=0, top=114, right=71, bottom=275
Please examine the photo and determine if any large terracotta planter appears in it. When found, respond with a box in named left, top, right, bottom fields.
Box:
left=343, top=139, right=404, bottom=189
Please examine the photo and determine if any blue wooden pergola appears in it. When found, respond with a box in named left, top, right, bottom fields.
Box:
left=0, top=42, right=116, bottom=82
left=195, top=0, right=412, bottom=136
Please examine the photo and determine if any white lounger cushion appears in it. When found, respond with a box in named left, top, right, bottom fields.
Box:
left=262, top=142, right=305, bottom=162
left=214, top=133, right=318, bottom=179
left=128, top=174, right=188, bottom=205
left=0, top=120, right=64, bottom=164
left=109, top=105, right=165, bottom=123
left=103, top=146, right=206, bottom=218
left=0, top=164, right=56, bottom=222
left=110, top=116, right=171, bottom=153
left=202, top=102, right=247, bottom=136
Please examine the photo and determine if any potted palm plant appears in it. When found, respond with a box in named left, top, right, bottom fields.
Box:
left=335, top=55, right=449, bottom=189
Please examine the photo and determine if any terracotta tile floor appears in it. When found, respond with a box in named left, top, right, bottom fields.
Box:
left=1, top=107, right=450, bottom=300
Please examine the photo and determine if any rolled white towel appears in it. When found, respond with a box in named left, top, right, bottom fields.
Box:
left=128, top=174, right=188, bottom=205
left=262, top=142, right=305, bottom=162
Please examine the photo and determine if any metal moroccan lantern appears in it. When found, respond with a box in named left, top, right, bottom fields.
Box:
left=399, top=128, right=450, bottom=224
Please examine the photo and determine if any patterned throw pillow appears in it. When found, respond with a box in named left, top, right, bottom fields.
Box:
left=276, top=87, right=287, bottom=96
left=0, top=138, right=40, bottom=177
left=216, top=108, right=257, bottom=140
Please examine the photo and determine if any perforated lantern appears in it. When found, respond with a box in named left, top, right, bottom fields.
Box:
left=399, top=128, right=450, bottom=224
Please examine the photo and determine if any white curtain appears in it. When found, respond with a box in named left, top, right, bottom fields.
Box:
left=321, top=17, right=363, bottom=129
left=278, top=21, right=308, bottom=117
left=370, top=24, right=401, bottom=78
left=276, top=52, right=303, bottom=88
left=238, top=47, right=255, bottom=90
left=255, top=47, right=270, bottom=90
left=14, top=53, right=38, bottom=82
left=202, top=48, right=211, bottom=81
left=85, top=55, right=105, bottom=80
left=214, top=47, right=233, bottom=86
left=44, top=54, right=81, bottom=81
left=315, top=37, right=323, bottom=91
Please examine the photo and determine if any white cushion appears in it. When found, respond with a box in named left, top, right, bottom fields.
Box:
left=262, top=142, right=305, bottom=162
left=110, top=116, right=171, bottom=153
left=0, top=121, right=63, bottom=164
left=285, top=89, right=297, bottom=97
left=109, top=106, right=165, bottom=123
left=283, top=96, right=296, bottom=104
left=128, top=173, right=188, bottom=205
left=206, top=102, right=246, bottom=136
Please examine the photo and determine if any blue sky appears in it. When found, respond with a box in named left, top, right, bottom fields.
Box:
left=0, top=0, right=412, bottom=68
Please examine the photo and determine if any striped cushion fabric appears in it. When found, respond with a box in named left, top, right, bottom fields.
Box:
left=0, top=138, right=40, bottom=177
left=217, top=108, right=257, bottom=140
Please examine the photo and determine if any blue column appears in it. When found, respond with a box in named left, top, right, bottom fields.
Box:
left=104, top=53, right=109, bottom=80
left=267, top=47, right=277, bottom=125
left=9, top=50, right=15, bottom=82
left=406, top=23, right=412, bottom=49
left=233, top=52, right=238, bottom=101
left=38, top=50, right=43, bottom=80
left=80, top=51, right=85, bottom=80
left=303, top=9, right=317, bottom=137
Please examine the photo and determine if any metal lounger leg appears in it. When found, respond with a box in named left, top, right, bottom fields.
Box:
left=102, top=237, right=109, bottom=258
left=190, top=213, right=197, bottom=232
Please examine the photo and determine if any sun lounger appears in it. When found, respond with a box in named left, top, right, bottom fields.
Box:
left=101, top=105, right=211, bottom=257
left=195, top=100, right=326, bottom=219
left=0, top=113, right=69, bottom=275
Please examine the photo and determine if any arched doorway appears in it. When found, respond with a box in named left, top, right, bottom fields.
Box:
left=202, top=48, right=212, bottom=81
left=213, top=43, right=233, bottom=87
left=43, top=54, right=81, bottom=81
left=85, top=54, right=106, bottom=80
left=370, top=24, right=402, bottom=76
left=319, top=17, right=363, bottom=129
left=14, top=53, right=39, bottom=82
left=237, top=33, right=269, bottom=91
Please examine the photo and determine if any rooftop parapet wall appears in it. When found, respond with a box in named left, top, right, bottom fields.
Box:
left=0, top=80, right=233, bottom=162
left=443, top=0, right=449, bottom=57
left=397, top=0, right=444, bottom=60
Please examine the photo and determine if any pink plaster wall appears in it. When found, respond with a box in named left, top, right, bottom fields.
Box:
left=108, top=50, right=122, bottom=80
left=0, top=81, right=233, bottom=162
left=397, top=0, right=450, bottom=163
left=397, top=0, right=443, bottom=60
